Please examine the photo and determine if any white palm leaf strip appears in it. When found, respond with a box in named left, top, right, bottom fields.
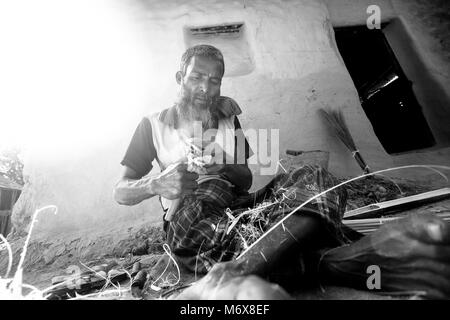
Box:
left=236, top=165, right=450, bottom=260
left=345, top=213, right=450, bottom=235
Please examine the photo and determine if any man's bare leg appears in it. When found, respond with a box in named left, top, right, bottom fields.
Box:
left=319, top=214, right=450, bottom=299
left=171, top=212, right=342, bottom=300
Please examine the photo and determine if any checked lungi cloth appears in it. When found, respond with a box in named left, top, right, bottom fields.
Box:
left=163, top=165, right=348, bottom=274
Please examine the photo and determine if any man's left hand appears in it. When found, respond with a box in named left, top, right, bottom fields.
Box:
left=204, top=163, right=226, bottom=175
left=320, top=214, right=450, bottom=299
left=203, top=142, right=252, bottom=191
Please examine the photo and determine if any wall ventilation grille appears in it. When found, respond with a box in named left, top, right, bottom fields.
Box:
left=189, top=24, right=243, bottom=36
left=184, top=22, right=254, bottom=76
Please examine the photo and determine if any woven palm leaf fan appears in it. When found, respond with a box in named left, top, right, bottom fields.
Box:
left=318, top=108, right=371, bottom=174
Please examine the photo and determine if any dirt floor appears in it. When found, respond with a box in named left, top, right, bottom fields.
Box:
left=1, top=175, right=446, bottom=300
left=343, top=175, right=434, bottom=210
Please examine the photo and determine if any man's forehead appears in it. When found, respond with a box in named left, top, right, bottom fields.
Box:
left=187, top=56, right=224, bottom=76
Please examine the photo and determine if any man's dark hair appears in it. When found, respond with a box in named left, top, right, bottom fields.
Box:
left=180, top=44, right=225, bottom=76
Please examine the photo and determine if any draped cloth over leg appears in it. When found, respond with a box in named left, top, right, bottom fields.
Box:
left=164, top=165, right=348, bottom=275
left=164, top=180, right=240, bottom=273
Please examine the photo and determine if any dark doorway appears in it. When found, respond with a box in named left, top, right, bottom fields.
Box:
left=334, top=25, right=435, bottom=154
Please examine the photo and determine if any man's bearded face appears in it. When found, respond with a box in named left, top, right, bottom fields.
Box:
left=177, top=56, right=223, bottom=127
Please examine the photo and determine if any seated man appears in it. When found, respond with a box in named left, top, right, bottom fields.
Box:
left=114, top=45, right=450, bottom=299
left=114, top=44, right=254, bottom=273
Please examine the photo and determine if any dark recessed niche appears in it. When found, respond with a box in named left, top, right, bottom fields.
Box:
left=334, top=24, right=436, bottom=154
left=184, top=23, right=255, bottom=77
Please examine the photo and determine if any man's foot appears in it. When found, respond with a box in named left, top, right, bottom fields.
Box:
left=174, top=261, right=291, bottom=300
left=320, top=214, right=450, bottom=299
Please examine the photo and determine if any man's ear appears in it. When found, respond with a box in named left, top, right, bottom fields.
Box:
left=175, top=71, right=183, bottom=85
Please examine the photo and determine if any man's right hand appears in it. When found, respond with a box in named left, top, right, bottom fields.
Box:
left=150, top=163, right=199, bottom=200
left=320, top=214, right=450, bottom=299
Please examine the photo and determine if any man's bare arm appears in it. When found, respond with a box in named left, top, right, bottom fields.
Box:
left=113, top=164, right=199, bottom=206
left=113, top=166, right=157, bottom=206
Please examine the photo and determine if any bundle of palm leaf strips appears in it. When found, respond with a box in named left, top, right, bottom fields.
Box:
left=226, top=172, right=443, bottom=249
left=226, top=198, right=294, bottom=251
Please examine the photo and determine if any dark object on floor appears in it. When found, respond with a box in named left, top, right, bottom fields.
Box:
left=131, top=270, right=148, bottom=298
left=47, top=270, right=129, bottom=300
left=46, top=263, right=127, bottom=300
left=131, top=240, right=149, bottom=256
left=131, top=261, right=141, bottom=277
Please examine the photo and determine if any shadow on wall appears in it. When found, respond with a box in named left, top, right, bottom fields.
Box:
left=384, top=18, right=450, bottom=147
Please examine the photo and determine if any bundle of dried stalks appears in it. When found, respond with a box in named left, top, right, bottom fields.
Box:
left=226, top=198, right=292, bottom=251
left=318, top=108, right=370, bottom=174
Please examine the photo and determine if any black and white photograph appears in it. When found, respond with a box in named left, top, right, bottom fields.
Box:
left=0, top=0, right=449, bottom=310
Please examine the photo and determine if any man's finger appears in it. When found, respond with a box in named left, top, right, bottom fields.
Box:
left=404, top=270, right=450, bottom=297
left=205, top=164, right=225, bottom=174
left=411, top=241, right=450, bottom=262
left=184, top=172, right=199, bottom=180
left=175, top=163, right=188, bottom=172
left=404, top=214, right=450, bottom=245
left=182, top=180, right=198, bottom=190
left=181, top=189, right=195, bottom=196
left=411, top=259, right=450, bottom=278
left=381, top=270, right=450, bottom=299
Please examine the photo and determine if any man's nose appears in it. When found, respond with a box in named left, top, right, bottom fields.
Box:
left=199, top=80, right=209, bottom=94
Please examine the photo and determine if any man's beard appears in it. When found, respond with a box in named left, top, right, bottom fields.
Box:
left=176, top=86, right=219, bottom=130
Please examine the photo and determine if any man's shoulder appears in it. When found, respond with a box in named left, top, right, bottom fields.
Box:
left=217, top=96, right=242, bottom=118
left=148, top=105, right=179, bottom=127
left=145, top=110, right=165, bottom=121
left=140, top=108, right=174, bottom=127
left=133, top=114, right=156, bottom=134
